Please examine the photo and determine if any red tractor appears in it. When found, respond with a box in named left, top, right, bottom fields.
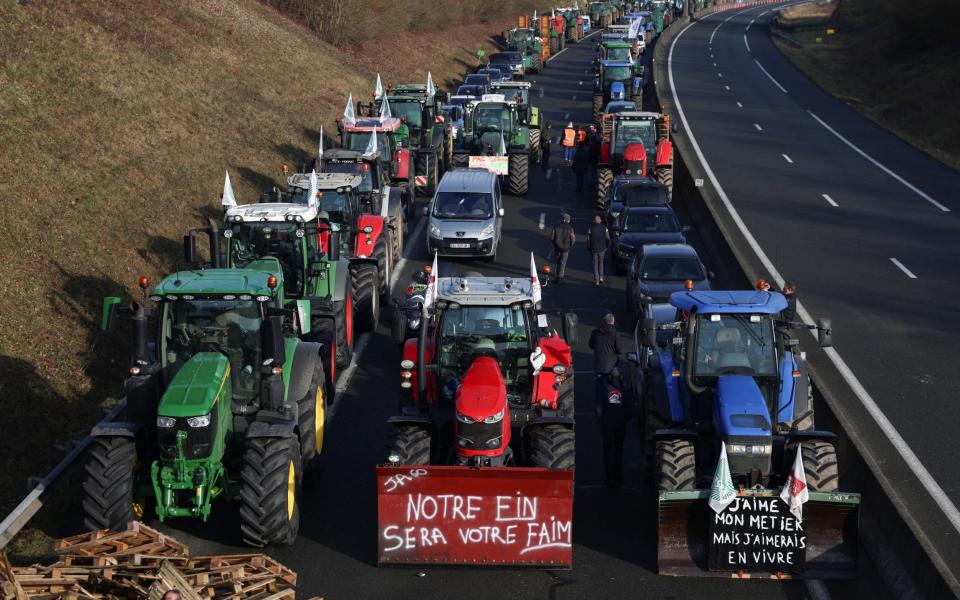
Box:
left=596, top=111, right=673, bottom=204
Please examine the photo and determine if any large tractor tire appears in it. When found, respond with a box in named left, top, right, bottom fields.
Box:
left=655, top=166, right=674, bottom=200
left=81, top=436, right=138, bottom=531
left=350, top=263, right=380, bottom=332
left=415, top=152, right=439, bottom=197
left=529, top=127, right=542, bottom=158
left=508, top=153, right=529, bottom=195
left=550, top=37, right=559, bottom=55
left=532, top=51, right=543, bottom=73
left=596, top=166, right=614, bottom=210
left=798, top=440, right=839, bottom=492
left=592, top=94, right=603, bottom=120
left=559, top=34, right=566, bottom=51
left=528, top=424, right=575, bottom=470
left=655, top=438, right=696, bottom=491
left=451, top=152, right=469, bottom=169
left=641, top=372, right=668, bottom=474
left=312, top=296, right=354, bottom=371
left=386, top=424, right=431, bottom=465
left=374, top=239, right=391, bottom=297
left=239, top=436, right=302, bottom=547
left=792, top=380, right=815, bottom=431
left=295, top=364, right=327, bottom=470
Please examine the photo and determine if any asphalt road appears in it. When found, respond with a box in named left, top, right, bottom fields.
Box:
left=666, top=3, right=960, bottom=586
left=148, top=27, right=887, bottom=599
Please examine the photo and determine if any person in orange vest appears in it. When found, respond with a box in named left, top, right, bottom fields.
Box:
left=562, top=122, right=577, bottom=163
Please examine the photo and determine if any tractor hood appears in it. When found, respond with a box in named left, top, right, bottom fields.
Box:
left=456, top=356, right=507, bottom=421
left=158, top=353, right=231, bottom=418
left=713, top=375, right=772, bottom=437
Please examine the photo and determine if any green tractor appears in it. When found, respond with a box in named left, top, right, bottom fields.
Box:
left=559, top=7, right=584, bottom=42
left=384, top=83, right=453, bottom=197
left=84, top=258, right=329, bottom=547
left=451, top=97, right=532, bottom=195
left=490, top=80, right=544, bottom=162
left=504, top=27, right=544, bottom=74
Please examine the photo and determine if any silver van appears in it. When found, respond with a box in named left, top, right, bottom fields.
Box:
left=425, top=168, right=503, bottom=260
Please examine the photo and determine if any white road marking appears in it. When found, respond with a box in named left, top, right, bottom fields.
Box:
left=538, top=212, right=546, bottom=229
left=782, top=153, right=793, bottom=163
left=736, top=101, right=743, bottom=107
left=717, top=72, right=723, bottom=78
left=808, top=111, right=950, bottom=212
left=890, top=258, right=917, bottom=279
left=709, top=8, right=745, bottom=44
left=822, top=193, right=838, bottom=207
left=546, top=168, right=553, bottom=180
left=754, top=59, right=787, bottom=93
left=754, top=123, right=763, bottom=131
left=670, top=16, right=960, bottom=535
left=744, top=33, right=751, bottom=52
left=564, top=113, right=569, bottom=120
left=713, top=62, right=717, bottom=66
left=725, top=85, right=730, bottom=91
left=759, top=9, right=770, bottom=16
left=572, top=95, right=577, bottom=101
left=579, top=81, right=583, bottom=85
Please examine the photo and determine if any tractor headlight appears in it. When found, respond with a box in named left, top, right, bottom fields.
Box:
left=429, top=223, right=442, bottom=239
left=187, top=413, right=211, bottom=428
left=728, top=442, right=772, bottom=456
left=482, top=407, right=505, bottom=424
left=156, top=416, right=176, bottom=428
left=456, top=411, right=476, bottom=424
left=479, top=223, right=495, bottom=239
left=552, top=364, right=568, bottom=375
left=485, top=436, right=503, bottom=448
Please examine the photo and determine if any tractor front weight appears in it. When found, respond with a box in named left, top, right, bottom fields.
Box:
left=151, top=431, right=227, bottom=522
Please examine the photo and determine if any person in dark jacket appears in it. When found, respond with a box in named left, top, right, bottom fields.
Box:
left=587, top=214, right=610, bottom=285
left=599, top=366, right=633, bottom=486
left=572, top=144, right=590, bottom=192
left=589, top=313, right=622, bottom=405
left=549, top=213, right=575, bottom=282
left=781, top=281, right=798, bottom=322
left=587, top=124, right=601, bottom=186
left=541, top=123, right=552, bottom=168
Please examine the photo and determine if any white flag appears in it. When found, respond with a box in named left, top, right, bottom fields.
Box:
left=363, top=130, right=379, bottom=158
left=628, top=17, right=642, bottom=40
left=530, top=252, right=542, bottom=306
left=374, top=73, right=384, bottom=99
left=533, top=9, right=537, bottom=22
left=709, top=442, right=737, bottom=514
left=343, top=93, right=355, bottom=124
left=424, top=253, right=439, bottom=309
left=498, top=134, right=507, bottom=156
left=426, top=71, right=436, bottom=98
left=308, top=169, right=319, bottom=208
left=379, top=96, right=392, bottom=122
left=318, top=125, right=324, bottom=158
left=221, top=170, right=237, bottom=208
left=780, top=445, right=810, bottom=521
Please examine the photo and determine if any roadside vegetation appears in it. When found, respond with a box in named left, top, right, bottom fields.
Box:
left=774, top=0, right=960, bottom=170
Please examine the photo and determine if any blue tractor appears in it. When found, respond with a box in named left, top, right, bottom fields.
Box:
left=636, top=290, right=860, bottom=576
left=593, top=60, right=643, bottom=120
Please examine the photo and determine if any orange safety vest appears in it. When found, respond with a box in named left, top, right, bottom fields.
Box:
left=562, top=127, right=576, bottom=147
left=576, top=128, right=587, bottom=143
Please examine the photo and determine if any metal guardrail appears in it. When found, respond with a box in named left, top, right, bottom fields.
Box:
left=0, top=399, right=126, bottom=549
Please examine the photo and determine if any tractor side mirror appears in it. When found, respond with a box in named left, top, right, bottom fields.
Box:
left=183, top=234, right=197, bottom=265
left=261, top=316, right=286, bottom=368
left=817, top=318, right=832, bottom=348
left=642, top=317, right=657, bottom=347
left=101, top=296, right=122, bottom=332
left=672, top=121, right=679, bottom=133
left=561, top=311, right=579, bottom=345
left=498, top=208, right=505, bottom=217
left=294, top=299, right=311, bottom=336
left=328, top=229, right=341, bottom=262
left=391, top=308, right=408, bottom=345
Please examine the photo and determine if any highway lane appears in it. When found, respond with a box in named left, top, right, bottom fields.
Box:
left=145, top=27, right=885, bottom=599
left=668, top=2, right=960, bottom=583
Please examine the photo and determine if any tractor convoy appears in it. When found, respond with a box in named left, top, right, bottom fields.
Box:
left=75, top=0, right=860, bottom=583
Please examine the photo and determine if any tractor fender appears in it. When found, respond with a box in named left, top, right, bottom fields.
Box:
left=523, top=415, right=574, bottom=431
left=287, top=341, right=324, bottom=406
left=91, top=422, right=140, bottom=438
left=653, top=427, right=698, bottom=442
left=785, top=429, right=837, bottom=444
left=387, top=415, right=436, bottom=432
left=655, top=140, right=673, bottom=167
left=393, top=149, right=412, bottom=180
left=247, top=420, right=297, bottom=439
left=386, top=187, right=403, bottom=220
left=355, top=214, right=386, bottom=255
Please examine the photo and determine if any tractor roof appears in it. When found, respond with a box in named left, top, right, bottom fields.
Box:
left=491, top=81, right=532, bottom=90
left=670, top=290, right=788, bottom=315
left=152, top=266, right=280, bottom=297
left=616, top=111, right=663, bottom=120
left=342, top=117, right=402, bottom=132
left=435, top=276, right=536, bottom=305
left=322, top=148, right=370, bottom=163
left=390, top=84, right=427, bottom=93
left=287, top=172, right=361, bottom=191
left=225, top=202, right=321, bottom=223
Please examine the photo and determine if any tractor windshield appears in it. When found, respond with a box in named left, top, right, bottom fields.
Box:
left=606, top=47, right=632, bottom=61
left=605, top=66, right=631, bottom=81
left=227, top=222, right=304, bottom=296
left=438, top=304, right=531, bottom=401
left=345, top=131, right=390, bottom=160
left=473, top=106, right=511, bottom=134
left=615, top=120, right=656, bottom=156
left=693, top=314, right=777, bottom=377
left=161, top=299, right=263, bottom=401
left=391, top=101, right=424, bottom=133
left=324, top=162, right=375, bottom=193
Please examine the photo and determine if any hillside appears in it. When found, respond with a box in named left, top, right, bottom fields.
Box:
left=774, top=0, right=960, bottom=170
left=0, top=0, right=540, bottom=515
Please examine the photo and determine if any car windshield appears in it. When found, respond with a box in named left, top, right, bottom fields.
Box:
left=607, top=47, right=632, bottom=60
left=641, top=256, right=704, bottom=281
left=465, top=75, right=488, bottom=87
left=615, top=120, right=656, bottom=154
left=434, top=192, right=493, bottom=219
left=694, top=314, right=777, bottom=377
left=605, top=66, right=631, bottom=81
left=623, top=210, right=679, bottom=233
left=474, top=106, right=510, bottom=133
left=501, top=88, right=528, bottom=105
left=162, top=299, right=263, bottom=400
left=458, top=86, right=480, bottom=97
left=439, top=304, right=530, bottom=395
left=324, top=162, right=373, bottom=193
left=228, top=222, right=304, bottom=296
left=606, top=102, right=636, bottom=114
left=618, top=185, right=667, bottom=206
left=391, top=101, right=423, bottom=130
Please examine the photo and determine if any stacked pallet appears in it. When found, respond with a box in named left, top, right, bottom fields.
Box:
left=0, top=523, right=301, bottom=600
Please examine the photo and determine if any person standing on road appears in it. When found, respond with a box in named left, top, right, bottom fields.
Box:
left=562, top=122, right=577, bottom=163
left=576, top=124, right=588, bottom=148
left=587, top=214, right=610, bottom=285
left=587, top=124, right=601, bottom=187
left=589, top=313, right=622, bottom=408
left=541, top=123, right=552, bottom=167
left=598, top=366, right=633, bottom=487
left=572, top=144, right=590, bottom=192
left=549, top=213, right=575, bottom=282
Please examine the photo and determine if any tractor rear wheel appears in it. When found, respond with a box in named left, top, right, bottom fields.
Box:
left=296, top=364, right=327, bottom=471
left=592, top=94, right=603, bottom=120
left=529, top=127, right=541, bottom=159
left=641, top=373, right=668, bottom=475
left=508, top=153, right=529, bottom=195
left=351, top=263, right=380, bottom=332
left=81, top=436, right=137, bottom=531
left=532, top=51, right=543, bottom=73
left=374, top=240, right=391, bottom=297
left=239, top=436, right=302, bottom=547
left=550, top=37, right=559, bottom=55
left=596, top=166, right=614, bottom=210
left=415, top=152, right=439, bottom=197
left=528, top=425, right=575, bottom=470
left=655, top=438, right=696, bottom=491
left=656, top=166, right=673, bottom=200
left=798, top=440, right=839, bottom=492
left=386, top=425, right=431, bottom=465
left=452, top=152, right=469, bottom=169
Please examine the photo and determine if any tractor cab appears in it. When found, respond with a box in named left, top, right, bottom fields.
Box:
left=596, top=60, right=637, bottom=102
left=386, top=84, right=443, bottom=143
left=321, top=149, right=386, bottom=208
left=463, top=99, right=519, bottom=155
left=341, top=117, right=401, bottom=157
left=490, top=81, right=534, bottom=124
left=601, top=111, right=668, bottom=177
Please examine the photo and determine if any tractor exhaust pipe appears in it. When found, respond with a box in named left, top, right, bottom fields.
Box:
left=131, top=302, right=150, bottom=366
left=417, top=301, right=428, bottom=406
left=207, top=219, right=221, bottom=269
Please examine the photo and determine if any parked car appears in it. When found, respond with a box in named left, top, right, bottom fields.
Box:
left=489, top=51, right=524, bottom=78
left=426, top=168, right=504, bottom=260
left=464, top=73, right=492, bottom=94
left=612, top=205, right=688, bottom=273
left=456, top=84, right=484, bottom=100
left=625, top=243, right=712, bottom=316
left=478, top=67, right=511, bottom=83
left=601, top=176, right=669, bottom=223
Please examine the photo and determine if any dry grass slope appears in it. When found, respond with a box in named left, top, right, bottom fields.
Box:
left=0, top=0, right=538, bottom=518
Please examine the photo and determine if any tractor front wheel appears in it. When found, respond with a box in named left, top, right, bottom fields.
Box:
left=592, top=94, right=603, bottom=121
left=532, top=51, right=543, bottom=73
left=508, top=153, right=529, bottom=195
left=239, top=436, right=302, bottom=547
left=655, top=166, right=673, bottom=200
left=452, top=153, right=469, bottom=169
left=798, top=440, right=839, bottom=492
left=655, top=438, right=696, bottom=491
left=296, top=364, right=327, bottom=471
left=386, top=424, right=431, bottom=465
left=596, top=166, right=614, bottom=210
left=528, top=424, right=575, bottom=470
left=351, top=263, right=380, bottom=332
left=374, top=240, right=391, bottom=297
left=81, top=436, right=138, bottom=531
